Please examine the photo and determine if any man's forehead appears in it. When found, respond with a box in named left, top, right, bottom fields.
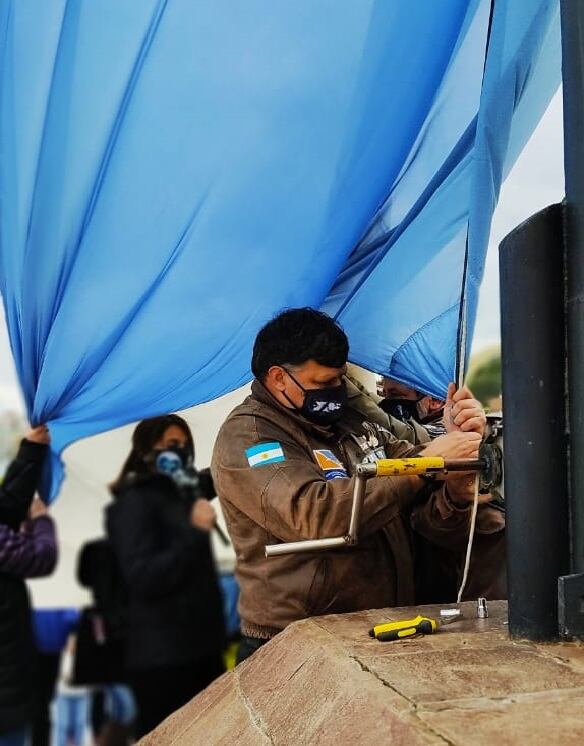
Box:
left=383, top=378, right=418, bottom=398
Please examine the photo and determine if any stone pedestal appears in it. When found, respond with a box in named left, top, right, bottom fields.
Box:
left=141, top=601, right=584, bottom=745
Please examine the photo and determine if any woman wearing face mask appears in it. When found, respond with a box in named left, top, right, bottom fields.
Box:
left=107, top=415, right=225, bottom=738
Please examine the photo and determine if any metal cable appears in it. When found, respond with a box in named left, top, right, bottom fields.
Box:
left=456, top=473, right=480, bottom=603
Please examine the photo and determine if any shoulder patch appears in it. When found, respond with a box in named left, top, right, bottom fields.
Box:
left=313, top=449, right=348, bottom=480
left=245, top=442, right=285, bottom=468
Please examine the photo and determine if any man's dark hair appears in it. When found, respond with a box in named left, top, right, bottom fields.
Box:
left=251, top=308, right=349, bottom=381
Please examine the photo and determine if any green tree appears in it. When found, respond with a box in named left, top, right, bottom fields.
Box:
left=467, top=352, right=501, bottom=408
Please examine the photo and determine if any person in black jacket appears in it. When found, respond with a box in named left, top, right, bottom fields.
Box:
left=106, top=415, right=225, bottom=738
left=0, top=426, right=58, bottom=746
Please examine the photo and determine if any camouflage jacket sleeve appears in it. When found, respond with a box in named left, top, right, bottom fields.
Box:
left=345, top=377, right=430, bottom=445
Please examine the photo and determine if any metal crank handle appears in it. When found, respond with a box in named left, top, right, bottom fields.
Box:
left=264, top=457, right=486, bottom=558
left=265, top=536, right=349, bottom=558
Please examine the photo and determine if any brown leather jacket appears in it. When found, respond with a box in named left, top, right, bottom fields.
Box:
left=211, top=381, right=476, bottom=639
left=346, top=377, right=506, bottom=602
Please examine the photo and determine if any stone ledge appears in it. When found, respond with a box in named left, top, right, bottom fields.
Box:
left=140, top=601, right=584, bottom=745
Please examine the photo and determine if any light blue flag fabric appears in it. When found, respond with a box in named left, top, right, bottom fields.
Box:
left=325, top=0, right=561, bottom=397
left=0, top=1, right=560, bottom=498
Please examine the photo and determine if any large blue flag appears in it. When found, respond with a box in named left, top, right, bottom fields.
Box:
left=0, top=1, right=560, bottom=497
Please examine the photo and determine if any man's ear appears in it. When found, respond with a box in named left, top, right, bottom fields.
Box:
left=266, top=365, right=288, bottom=392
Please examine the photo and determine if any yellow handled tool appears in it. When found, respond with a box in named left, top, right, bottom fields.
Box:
left=368, top=615, right=437, bottom=642
left=266, top=455, right=483, bottom=558
left=374, top=457, right=445, bottom=477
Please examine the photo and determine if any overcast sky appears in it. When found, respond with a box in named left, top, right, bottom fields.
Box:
left=0, top=91, right=565, bottom=415
left=473, top=90, right=564, bottom=347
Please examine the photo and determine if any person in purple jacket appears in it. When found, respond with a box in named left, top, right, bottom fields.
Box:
left=0, top=426, right=58, bottom=746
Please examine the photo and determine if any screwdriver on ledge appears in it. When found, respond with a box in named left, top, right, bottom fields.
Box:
left=369, top=610, right=462, bottom=641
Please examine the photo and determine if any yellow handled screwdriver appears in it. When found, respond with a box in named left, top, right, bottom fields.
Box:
left=369, top=615, right=437, bottom=642
left=369, top=609, right=462, bottom=642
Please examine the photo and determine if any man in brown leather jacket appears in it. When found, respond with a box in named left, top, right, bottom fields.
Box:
left=377, top=376, right=506, bottom=603
left=211, top=309, right=486, bottom=662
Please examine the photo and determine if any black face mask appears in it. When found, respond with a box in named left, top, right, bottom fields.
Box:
left=283, top=370, right=347, bottom=425
left=380, top=397, right=424, bottom=423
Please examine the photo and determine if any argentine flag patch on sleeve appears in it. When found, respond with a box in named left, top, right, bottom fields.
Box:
left=245, top=442, right=285, bottom=468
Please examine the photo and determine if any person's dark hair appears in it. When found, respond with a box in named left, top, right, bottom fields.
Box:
left=251, top=308, right=349, bottom=381
left=111, top=414, right=194, bottom=493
